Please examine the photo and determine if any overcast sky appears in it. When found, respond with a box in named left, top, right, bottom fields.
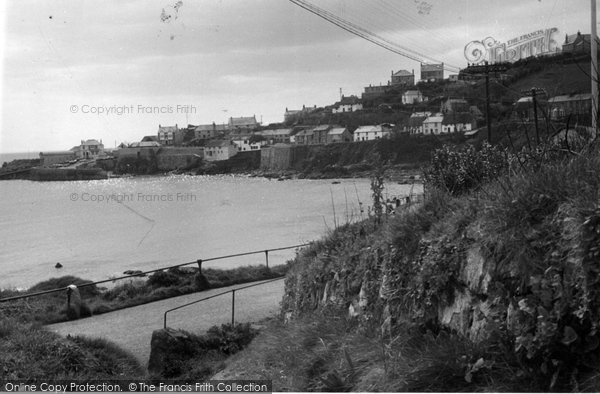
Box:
left=0, top=0, right=592, bottom=153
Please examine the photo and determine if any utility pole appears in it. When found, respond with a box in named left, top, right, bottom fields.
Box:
left=462, top=61, right=510, bottom=143
left=485, top=69, right=491, bottom=142
left=520, top=88, right=546, bottom=145
left=592, top=0, right=598, bottom=133
left=532, top=89, right=539, bottom=145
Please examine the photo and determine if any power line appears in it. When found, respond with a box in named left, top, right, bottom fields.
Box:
left=287, top=0, right=461, bottom=73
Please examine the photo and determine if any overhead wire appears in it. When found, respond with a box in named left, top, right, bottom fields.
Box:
left=288, top=0, right=462, bottom=73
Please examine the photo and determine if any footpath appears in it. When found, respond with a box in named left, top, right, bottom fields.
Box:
left=47, top=280, right=285, bottom=367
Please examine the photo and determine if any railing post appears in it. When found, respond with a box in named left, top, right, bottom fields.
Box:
left=264, top=250, right=269, bottom=269
left=231, top=290, right=236, bottom=325
left=164, top=311, right=168, bottom=329
left=197, top=259, right=203, bottom=272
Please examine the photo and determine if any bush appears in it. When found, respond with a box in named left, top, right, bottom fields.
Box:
left=423, top=142, right=507, bottom=195
left=148, top=270, right=183, bottom=288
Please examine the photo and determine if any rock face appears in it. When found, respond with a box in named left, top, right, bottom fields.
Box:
left=281, top=204, right=600, bottom=366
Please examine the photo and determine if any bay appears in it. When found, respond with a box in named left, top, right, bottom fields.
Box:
left=0, top=175, right=421, bottom=290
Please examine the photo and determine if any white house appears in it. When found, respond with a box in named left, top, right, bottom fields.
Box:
left=332, top=95, right=363, bottom=113
left=204, top=140, right=238, bottom=161
left=75, top=139, right=105, bottom=159
left=422, top=114, right=444, bottom=135
left=353, top=125, right=392, bottom=142
left=442, top=113, right=474, bottom=133
left=232, top=139, right=263, bottom=152
left=402, top=90, right=425, bottom=105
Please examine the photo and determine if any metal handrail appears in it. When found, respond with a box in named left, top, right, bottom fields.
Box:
left=0, top=243, right=311, bottom=303
left=162, top=277, right=285, bottom=329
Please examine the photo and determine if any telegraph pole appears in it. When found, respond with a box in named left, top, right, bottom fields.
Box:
left=521, top=87, right=546, bottom=145
left=532, top=89, right=539, bottom=145
left=462, top=61, right=510, bottom=143
left=592, top=0, right=598, bottom=133
left=485, top=69, right=492, bottom=142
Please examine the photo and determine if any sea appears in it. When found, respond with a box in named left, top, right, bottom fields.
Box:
left=0, top=174, right=422, bottom=290
left=0, top=152, right=41, bottom=164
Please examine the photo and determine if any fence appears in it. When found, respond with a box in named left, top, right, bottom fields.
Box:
left=0, top=243, right=311, bottom=304
left=162, top=277, right=285, bottom=329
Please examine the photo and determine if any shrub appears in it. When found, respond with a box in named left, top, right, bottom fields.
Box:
left=148, top=270, right=182, bottom=288
left=423, top=142, right=507, bottom=195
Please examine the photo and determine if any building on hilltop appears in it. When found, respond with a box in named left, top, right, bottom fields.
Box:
left=284, top=105, right=318, bottom=123
left=203, top=140, right=238, bottom=161
left=228, top=115, right=260, bottom=132
left=158, top=124, right=184, bottom=146
left=420, top=63, right=444, bottom=82
left=562, top=31, right=600, bottom=54
left=402, top=90, right=425, bottom=105
left=332, top=95, right=363, bottom=113
left=77, top=139, right=105, bottom=159
left=391, top=69, right=415, bottom=86
left=361, top=83, right=393, bottom=101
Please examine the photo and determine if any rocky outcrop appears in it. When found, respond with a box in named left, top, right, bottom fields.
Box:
left=281, top=200, right=600, bottom=372
left=147, top=328, right=197, bottom=375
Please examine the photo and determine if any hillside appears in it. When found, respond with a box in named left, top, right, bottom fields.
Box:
left=506, top=59, right=591, bottom=97
left=212, top=139, right=600, bottom=391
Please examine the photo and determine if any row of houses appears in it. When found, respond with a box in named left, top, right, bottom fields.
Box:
left=404, top=112, right=475, bottom=135
left=513, top=92, right=593, bottom=123
left=157, top=115, right=261, bottom=146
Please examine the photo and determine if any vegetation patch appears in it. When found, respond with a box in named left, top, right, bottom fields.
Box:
left=0, top=317, right=143, bottom=380
left=0, top=265, right=287, bottom=325
left=148, top=323, right=258, bottom=380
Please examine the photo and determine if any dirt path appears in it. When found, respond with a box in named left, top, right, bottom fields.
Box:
left=47, top=280, right=285, bottom=368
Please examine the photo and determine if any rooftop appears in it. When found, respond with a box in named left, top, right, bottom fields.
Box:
left=329, top=127, right=348, bottom=135
left=393, top=69, right=413, bottom=77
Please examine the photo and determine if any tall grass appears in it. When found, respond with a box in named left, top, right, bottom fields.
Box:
left=0, top=317, right=143, bottom=380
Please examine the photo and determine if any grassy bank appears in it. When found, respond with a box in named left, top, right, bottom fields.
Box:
left=0, top=317, right=144, bottom=380
left=215, top=140, right=600, bottom=391
left=148, top=323, right=259, bottom=381
left=0, top=264, right=287, bottom=325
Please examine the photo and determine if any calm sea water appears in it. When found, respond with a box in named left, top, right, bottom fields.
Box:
left=0, top=152, right=41, bottom=163
left=0, top=175, right=421, bottom=290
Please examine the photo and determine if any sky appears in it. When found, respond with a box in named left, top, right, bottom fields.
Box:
left=0, top=0, right=593, bottom=153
